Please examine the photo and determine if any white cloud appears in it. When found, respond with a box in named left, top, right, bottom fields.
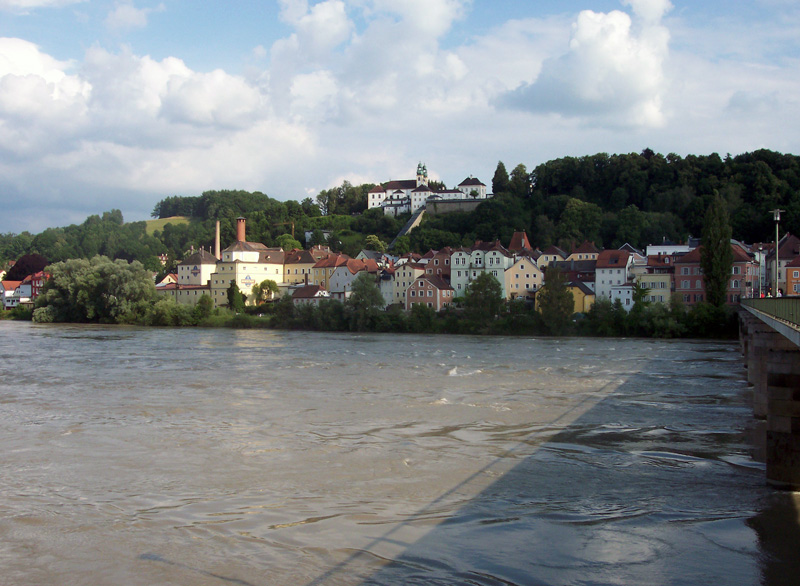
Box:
left=105, top=1, right=165, bottom=32
left=0, top=0, right=84, bottom=12
left=2, top=1, right=800, bottom=234
left=499, top=1, right=671, bottom=127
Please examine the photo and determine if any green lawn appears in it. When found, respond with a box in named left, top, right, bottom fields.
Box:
left=145, top=216, right=192, bottom=235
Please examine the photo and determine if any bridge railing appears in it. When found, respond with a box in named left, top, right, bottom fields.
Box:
left=741, top=297, right=800, bottom=328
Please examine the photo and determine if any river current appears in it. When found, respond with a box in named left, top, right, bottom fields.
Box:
left=1, top=322, right=799, bottom=585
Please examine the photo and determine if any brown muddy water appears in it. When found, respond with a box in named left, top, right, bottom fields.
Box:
left=1, top=322, right=798, bottom=585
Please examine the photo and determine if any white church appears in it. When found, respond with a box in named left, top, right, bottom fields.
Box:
left=367, top=163, right=491, bottom=216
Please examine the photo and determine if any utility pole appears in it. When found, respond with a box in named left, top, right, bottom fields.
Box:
left=771, top=209, right=785, bottom=296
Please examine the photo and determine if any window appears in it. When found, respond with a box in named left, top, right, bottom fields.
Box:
left=682, top=267, right=689, bottom=275
left=681, top=280, right=690, bottom=289
left=428, top=290, right=433, bottom=297
left=794, top=270, right=799, bottom=279
left=696, top=280, right=702, bottom=289
left=733, top=266, right=740, bottom=275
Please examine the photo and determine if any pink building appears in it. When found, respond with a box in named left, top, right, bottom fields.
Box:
left=405, top=275, right=454, bottom=311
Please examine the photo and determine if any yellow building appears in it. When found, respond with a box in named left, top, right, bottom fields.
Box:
left=311, top=254, right=352, bottom=290
left=504, top=256, right=543, bottom=299
left=208, top=218, right=286, bottom=308
left=637, top=273, right=672, bottom=303
left=536, top=281, right=594, bottom=314
left=392, top=262, right=425, bottom=304
left=284, top=246, right=334, bottom=285
left=566, top=241, right=600, bottom=262
left=568, top=282, right=595, bottom=313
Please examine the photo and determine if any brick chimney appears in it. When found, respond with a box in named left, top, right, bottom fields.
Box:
left=236, top=217, right=246, bottom=242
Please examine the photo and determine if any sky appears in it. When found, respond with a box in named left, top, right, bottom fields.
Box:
left=1, top=0, right=799, bottom=234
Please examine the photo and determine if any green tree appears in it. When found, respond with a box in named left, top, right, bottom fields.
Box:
left=537, top=266, right=574, bottom=335
left=250, top=279, right=279, bottom=305
left=492, top=161, right=510, bottom=195
left=276, top=234, right=302, bottom=251
left=33, top=256, right=156, bottom=324
left=227, top=281, right=245, bottom=313
left=464, top=272, right=504, bottom=325
left=193, top=294, right=214, bottom=322
left=700, top=193, right=733, bottom=307
left=365, top=234, right=387, bottom=252
left=346, top=272, right=385, bottom=331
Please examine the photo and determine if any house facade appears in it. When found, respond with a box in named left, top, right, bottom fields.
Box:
left=405, top=275, right=454, bottom=311
left=504, top=256, right=543, bottom=299
left=595, top=250, right=633, bottom=301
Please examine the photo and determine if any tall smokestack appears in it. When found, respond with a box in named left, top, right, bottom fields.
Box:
left=215, top=221, right=221, bottom=259
left=236, top=217, right=246, bottom=242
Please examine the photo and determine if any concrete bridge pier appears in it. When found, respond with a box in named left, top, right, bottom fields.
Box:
left=740, top=309, right=800, bottom=490
left=764, top=354, right=800, bottom=489
left=741, top=314, right=798, bottom=418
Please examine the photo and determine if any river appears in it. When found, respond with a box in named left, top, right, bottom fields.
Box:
left=1, top=321, right=798, bottom=585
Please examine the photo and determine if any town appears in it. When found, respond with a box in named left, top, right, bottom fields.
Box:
left=3, top=211, right=793, bottom=316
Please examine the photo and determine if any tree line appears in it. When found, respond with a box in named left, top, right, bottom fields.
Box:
left=4, top=148, right=798, bottom=276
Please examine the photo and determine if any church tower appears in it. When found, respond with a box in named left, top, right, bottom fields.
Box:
left=416, top=162, right=429, bottom=186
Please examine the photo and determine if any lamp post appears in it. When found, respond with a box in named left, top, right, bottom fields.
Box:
left=758, top=245, right=763, bottom=298
left=771, top=209, right=785, bottom=296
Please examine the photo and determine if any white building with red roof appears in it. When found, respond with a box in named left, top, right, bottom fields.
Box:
left=595, top=249, right=633, bottom=301
left=367, top=163, right=491, bottom=215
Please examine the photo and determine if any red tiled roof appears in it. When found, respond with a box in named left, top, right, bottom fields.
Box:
left=292, top=285, right=325, bottom=299
left=596, top=249, right=631, bottom=268
left=541, top=245, right=567, bottom=258
left=313, top=254, right=351, bottom=269
left=508, top=231, right=532, bottom=252
left=414, top=275, right=453, bottom=290
left=571, top=240, right=600, bottom=255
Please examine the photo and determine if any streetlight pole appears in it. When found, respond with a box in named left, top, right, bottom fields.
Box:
left=771, top=209, right=785, bottom=296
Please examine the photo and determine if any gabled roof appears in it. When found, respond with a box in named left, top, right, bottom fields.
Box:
left=596, top=249, right=631, bottom=268
left=568, top=281, right=595, bottom=296
left=541, top=245, right=567, bottom=258
left=181, top=249, right=218, bottom=265
left=618, top=242, right=644, bottom=256
left=458, top=176, right=485, bottom=187
left=258, top=249, right=286, bottom=264
left=508, top=231, right=532, bottom=252
left=414, top=274, right=454, bottom=291
left=223, top=241, right=271, bottom=253
left=551, top=260, right=597, bottom=273
left=675, top=248, right=701, bottom=263
left=471, top=239, right=505, bottom=252
left=292, top=285, right=327, bottom=299
left=767, top=233, right=800, bottom=261
left=412, top=185, right=431, bottom=193
left=384, top=179, right=418, bottom=191
left=571, top=240, right=601, bottom=255
left=647, top=254, right=675, bottom=268
left=313, top=253, right=351, bottom=269
left=1, top=280, right=22, bottom=292
left=674, top=245, right=753, bottom=264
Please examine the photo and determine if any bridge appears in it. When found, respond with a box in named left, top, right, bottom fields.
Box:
left=739, top=298, right=800, bottom=489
